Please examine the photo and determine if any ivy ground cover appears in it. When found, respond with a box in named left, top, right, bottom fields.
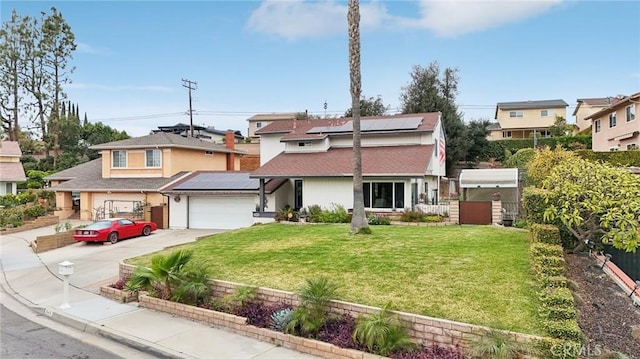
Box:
left=126, top=223, right=542, bottom=334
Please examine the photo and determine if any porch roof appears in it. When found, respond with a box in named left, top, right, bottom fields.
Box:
left=459, top=168, right=519, bottom=188
left=250, top=145, right=434, bottom=178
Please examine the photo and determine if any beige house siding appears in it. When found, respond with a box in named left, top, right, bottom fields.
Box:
left=496, top=107, right=567, bottom=129
left=574, top=105, right=607, bottom=132
left=167, top=147, right=228, bottom=174
left=592, top=103, right=639, bottom=151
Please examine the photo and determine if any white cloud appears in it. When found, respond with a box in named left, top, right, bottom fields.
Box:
left=409, top=0, right=564, bottom=37
left=246, top=0, right=394, bottom=40
left=247, top=0, right=564, bottom=39
left=75, top=42, right=112, bottom=55
left=65, top=83, right=174, bottom=93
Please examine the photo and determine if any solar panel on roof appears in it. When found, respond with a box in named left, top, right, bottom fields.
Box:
left=174, top=172, right=259, bottom=191
left=307, top=117, right=422, bottom=134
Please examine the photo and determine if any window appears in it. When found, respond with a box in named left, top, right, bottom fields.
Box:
left=626, top=105, right=636, bottom=122
left=610, top=147, right=619, bottom=152
left=204, top=150, right=214, bottom=156
left=5, top=183, right=13, bottom=194
left=363, top=182, right=405, bottom=209
left=145, top=149, right=161, bottom=167
left=294, top=180, right=303, bottom=210
left=256, top=122, right=262, bottom=128
left=628, top=143, right=638, bottom=150
left=112, top=150, right=127, bottom=168
left=539, top=130, right=552, bottom=138
left=118, top=219, right=134, bottom=226
left=502, top=131, right=512, bottom=138
left=609, top=113, right=617, bottom=128
left=298, top=141, right=312, bottom=147
left=594, top=120, right=601, bottom=133
left=541, top=109, right=554, bottom=117
left=509, top=111, right=523, bottom=118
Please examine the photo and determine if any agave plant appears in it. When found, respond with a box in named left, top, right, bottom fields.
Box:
left=352, top=302, right=414, bottom=356
left=270, top=307, right=293, bottom=332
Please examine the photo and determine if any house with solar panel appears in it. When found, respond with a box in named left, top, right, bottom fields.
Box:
left=487, top=99, right=569, bottom=141
left=249, top=113, right=447, bottom=218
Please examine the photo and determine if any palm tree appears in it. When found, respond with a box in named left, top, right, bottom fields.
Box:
left=126, top=249, right=193, bottom=300
left=348, top=0, right=368, bottom=233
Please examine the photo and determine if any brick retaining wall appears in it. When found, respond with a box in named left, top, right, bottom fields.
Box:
left=119, top=263, right=542, bottom=351
left=1, top=215, right=59, bottom=235
left=32, top=230, right=75, bottom=253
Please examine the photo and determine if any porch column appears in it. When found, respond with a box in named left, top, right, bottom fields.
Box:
left=492, top=198, right=502, bottom=225
left=449, top=199, right=459, bottom=224
left=259, top=178, right=265, bottom=212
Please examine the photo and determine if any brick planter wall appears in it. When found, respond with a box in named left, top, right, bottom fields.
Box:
left=119, top=263, right=543, bottom=353
left=99, top=286, right=139, bottom=303
left=1, top=215, right=59, bottom=235
left=32, top=230, right=76, bottom=253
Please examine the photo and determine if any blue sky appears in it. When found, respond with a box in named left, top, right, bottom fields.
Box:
left=3, top=0, right=639, bottom=137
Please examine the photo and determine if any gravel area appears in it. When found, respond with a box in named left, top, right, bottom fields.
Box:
left=564, top=252, right=640, bottom=358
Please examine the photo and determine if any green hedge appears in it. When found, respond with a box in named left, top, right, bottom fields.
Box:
left=531, top=242, right=565, bottom=257
left=539, top=275, right=568, bottom=288
left=545, top=319, right=584, bottom=342
left=535, top=338, right=581, bottom=359
left=530, top=224, right=561, bottom=245
left=576, top=149, right=640, bottom=166
left=542, top=305, right=577, bottom=321
left=522, top=187, right=551, bottom=225
left=541, top=287, right=574, bottom=307
left=485, top=136, right=592, bottom=161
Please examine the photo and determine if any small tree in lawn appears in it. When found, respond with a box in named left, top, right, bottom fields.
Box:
left=542, top=157, right=640, bottom=253
left=527, top=146, right=578, bottom=187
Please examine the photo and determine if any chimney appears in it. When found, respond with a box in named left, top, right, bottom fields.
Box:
left=225, top=130, right=235, bottom=171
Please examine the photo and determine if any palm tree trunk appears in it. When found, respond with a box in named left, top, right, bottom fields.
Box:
left=348, top=0, right=368, bottom=233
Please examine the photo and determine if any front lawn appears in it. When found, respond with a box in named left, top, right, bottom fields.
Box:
left=127, top=223, right=542, bottom=334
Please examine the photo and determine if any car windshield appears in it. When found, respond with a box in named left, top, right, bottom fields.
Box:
left=84, top=221, right=114, bottom=230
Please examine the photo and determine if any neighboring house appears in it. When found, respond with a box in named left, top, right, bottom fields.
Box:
left=45, top=132, right=245, bottom=222
left=585, top=92, right=639, bottom=152
left=250, top=113, right=446, bottom=216
left=160, top=171, right=285, bottom=229
left=573, top=97, right=624, bottom=132
left=247, top=113, right=297, bottom=141
left=488, top=99, right=568, bottom=141
left=0, top=141, right=27, bottom=195
left=153, top=123, right=244, bottom=144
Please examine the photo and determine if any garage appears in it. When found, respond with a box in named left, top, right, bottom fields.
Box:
left=188, top=196, right=255, bottom=229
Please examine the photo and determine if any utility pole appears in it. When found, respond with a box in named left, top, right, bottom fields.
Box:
left=181, top=78, right=197, bottom=137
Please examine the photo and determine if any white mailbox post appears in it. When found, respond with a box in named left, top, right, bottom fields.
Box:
left=58, top=260, right=74, bottom=309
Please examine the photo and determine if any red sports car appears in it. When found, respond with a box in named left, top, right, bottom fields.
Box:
left=73, top=218, right=157, bottom=244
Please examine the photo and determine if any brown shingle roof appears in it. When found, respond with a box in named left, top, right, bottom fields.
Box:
left=45, top=159, right=188, bottom=192
left=247, top=113, right=297, bottom=122
left=0, top=162, right=26, bottom=182
left=251, top=145, right=434, bottom=178
left=0, top=141, right=22, bottom=156
left=90, top=132, right=245, bottom=154
left=584, top=92, right=640, bottom=121
left=572, top=97, right=623, bottom=116
left=255, top=113, right=440, bottom=140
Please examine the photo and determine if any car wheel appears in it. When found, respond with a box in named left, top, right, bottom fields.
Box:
left=108, top=232, right=119, bottom=244
left=142, top=226, right=151, bottom=236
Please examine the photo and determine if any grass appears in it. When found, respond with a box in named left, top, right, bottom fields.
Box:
left=126, top=223, right=542, bottom=334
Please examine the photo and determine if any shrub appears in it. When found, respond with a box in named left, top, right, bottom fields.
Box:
left=535, top=338, right=581, bottom=359
left=539, top=275, right=568, bottom=289
left=305, top=203, right=349, bottom=223
left=531, top=242, right=564, bottom=258
left=532, top=254, right=565, bottom=268
left=521, top=187, right=551, bottom=224
left=530, top=223, right=561, bottom=244
left=424, top=215, right=443, bottom=222
left=16, top=190, right=38, bottom=205
left=234, top=301, right=272, bottom=327
left=541, top=287, right=574, bottom=307
left=316, top=314, right=358, bottom=349
left=353, top=302, right=415, bottom=356
left=400, top=210, right=425, bottom=222
left=286, top=277, right=338, bottom=336
left=466, top=329, right=537, bottom=359
left=545, top=319, right=584, bottom=342
left=368, top=214, right=391, bottom=225
left=0, top=193, right=19, bottom=208
left=225, top=286, right=258, bottom=310
left=23, top=204, right=46, bottom=219
left=542, top=305, right=577, bottom=321
left=0, top=207, right=24, bottom=228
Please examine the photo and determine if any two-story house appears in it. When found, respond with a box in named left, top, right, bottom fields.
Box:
left=246, top=113, right=297, bottom=142
left=585, top=92, right=639, bottom=152
left=250, top=113, right=446, bottom=216
left=572, top=97, right=623, bottom=133
left=488, top=99, right=568, bottom=141
left=45, top=132, right=245, bottom=223
left=0, top=141, right=27, bottom=195
left=153, top=123, right=244, bottom=144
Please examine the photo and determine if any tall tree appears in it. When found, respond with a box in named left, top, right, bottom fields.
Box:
left=0, top=10, right=31, bottom=140
left=40, top=7, right=76, bottom=167
left=464, top=119, right=491, bottom=163
left=344, top=95, right=387, bottom=117
left=348, top=0, right=368, bottom=233
left=399, top=62, right=467, bottom=174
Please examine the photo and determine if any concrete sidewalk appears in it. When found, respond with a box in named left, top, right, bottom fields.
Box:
left=0, top=223, right=315, bottom=359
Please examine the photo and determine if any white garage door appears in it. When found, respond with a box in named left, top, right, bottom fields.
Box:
left=188, top=196, right=255, bottom=229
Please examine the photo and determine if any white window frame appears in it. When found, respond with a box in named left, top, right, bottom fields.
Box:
left=509, top=111, right=523, bottom=118
left=594, top=119, right=601, bottom=133
left=609, top=146, right=619, bottom=152
left=626, top=105, right=636, bottom=122
left=145, top=149, right=162, bottom=168
left=112, top=150, right=127, bottom=168
left=539, top=130, right=552, bottom=138
left=256, top=122, right=262, bottom=128
left=609, top=113, right=617, bottom=128
left=627, top=143, right=638, bottom=150
left=502, top=131, right=512, bottom=138
left=540, top=109, right=554, bottom=117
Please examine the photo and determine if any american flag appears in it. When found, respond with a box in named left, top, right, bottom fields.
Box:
left=439, top=127, right=446, bottom=166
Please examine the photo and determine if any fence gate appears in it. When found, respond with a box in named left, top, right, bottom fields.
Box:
left=459, top=201, right=492, bottom=225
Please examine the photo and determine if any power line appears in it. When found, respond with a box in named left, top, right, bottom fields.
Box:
left=182, top=78, right=197, bottom=137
